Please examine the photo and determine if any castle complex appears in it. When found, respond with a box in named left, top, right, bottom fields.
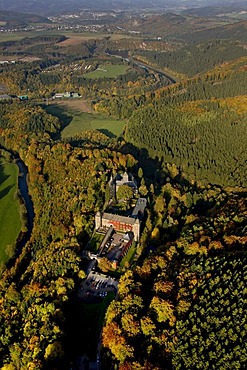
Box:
left=95, top=198, right=147, bottom=242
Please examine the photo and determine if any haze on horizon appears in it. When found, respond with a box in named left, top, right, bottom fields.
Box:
left=0, top=0, right=246, bottom=15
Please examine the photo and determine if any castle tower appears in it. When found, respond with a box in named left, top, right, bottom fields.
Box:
left=122, top=172, right=129, bottom=183
left=133, top=218, right=140, bottom=241
left=95, top=211, right=102, bottom=230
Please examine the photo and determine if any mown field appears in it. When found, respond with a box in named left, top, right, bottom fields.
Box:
left=0, top=30, right=134, bottom=43
left=45, top=102, right=125, bottom=138
left=0, top=160, right=21, bottom=263
left=83, top=64, right=130, bottom=79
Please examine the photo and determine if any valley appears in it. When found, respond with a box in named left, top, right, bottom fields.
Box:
left=0, top=2, right=246, bottom=370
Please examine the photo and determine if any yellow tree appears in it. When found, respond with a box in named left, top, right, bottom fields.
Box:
left=150, top=297, right=176, bottom=326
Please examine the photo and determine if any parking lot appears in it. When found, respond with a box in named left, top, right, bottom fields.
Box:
left=78, top=271, right=118, bottom=300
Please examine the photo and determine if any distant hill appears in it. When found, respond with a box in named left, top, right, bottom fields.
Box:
left=181, top=19, right=247, bottom=43
left=118, top=13, right=247, bottom=41
left=115, top=12, right=230, bottom=38
left=0, top=10, right=51, bottom=28
left=0, top=0, right=245, bottom=15
left=182, top=4, right=247, bottom=17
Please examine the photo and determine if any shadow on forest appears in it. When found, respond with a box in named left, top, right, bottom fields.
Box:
left=120, top=143, right=162, bottom=179
left=42, top=104, right=73, bottom=140
left=119, top=142, right=193, bottom=190
left=97, top=128, right=116, bottom=138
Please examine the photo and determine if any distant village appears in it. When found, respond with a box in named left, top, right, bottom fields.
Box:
left=0, top=91, right=82, bottom=101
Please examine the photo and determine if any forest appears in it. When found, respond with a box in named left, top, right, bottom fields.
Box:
left=0, top=6, right=246, bottom=370
left=102, top=183, right=247, bottom=369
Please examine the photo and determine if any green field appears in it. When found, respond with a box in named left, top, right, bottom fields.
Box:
left=0, top=30, right=134, bottom=43
left=45, top=104, right=125, bottom=139
left=83, top=64, right=130, bottom=79
left=0, top=159, right=21, bottom=263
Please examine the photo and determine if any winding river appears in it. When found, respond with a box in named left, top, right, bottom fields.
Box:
left=0, top=145, right=35, bottom=249
left=16, top=159, right=35, bottom=238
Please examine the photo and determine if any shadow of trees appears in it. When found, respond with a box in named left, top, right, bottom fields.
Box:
left=0, top=164, right=11, bottom=200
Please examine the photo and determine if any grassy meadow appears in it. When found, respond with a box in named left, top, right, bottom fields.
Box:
left=83, top=64, right=130, bottom=79
left=0, top=159, right=21, bottom=263
left=45, top=102, right=125, bottom=139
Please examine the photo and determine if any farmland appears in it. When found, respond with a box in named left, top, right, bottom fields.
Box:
left=0, top=159, right=21, bottom=264
left=0, top=30, right=134, bottom=43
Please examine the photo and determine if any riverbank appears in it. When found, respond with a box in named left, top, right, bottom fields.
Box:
left=0, top=146, right=35, bottom=267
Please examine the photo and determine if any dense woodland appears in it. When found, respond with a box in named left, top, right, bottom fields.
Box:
left=0, top=8, right=246, bottom=370
left=0, top=102, right=137, bottom=368
left=102, top=183, right=247, bottom=369
left=137, top=40, right=247, bottom=77
left=96, top=57, right=247, bottom=187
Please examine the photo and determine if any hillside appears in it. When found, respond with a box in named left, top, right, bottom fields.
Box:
left=95, top=57, right=247, bottom=187
left=112, top=12, right=233, bottom=38
left=102, top=184, right=247, bottom=369
left=181, top=19, right=247, bottom=43
left=0, top=5, right=246, bottom=369
left=0, top=0, right=245, bottom=15
left=0, top=10, right=51, bottom=28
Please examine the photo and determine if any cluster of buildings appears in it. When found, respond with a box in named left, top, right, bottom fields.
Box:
left=108, top=171, right=138, bottom=198
left=80, top=172, right=147, bottom=303
left=52, top=91, right=81, bottom=99
left=90, top=172, right=147, bottom=268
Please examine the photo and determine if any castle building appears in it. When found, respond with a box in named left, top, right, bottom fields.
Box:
left=95, top=211, right=141, bottom=241
left=109, top=172, right=138, bottom=198
left=95, top=197, right=147, bottom=242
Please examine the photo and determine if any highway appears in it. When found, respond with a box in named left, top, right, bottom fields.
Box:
left=106, top=52, right=178, bottom=84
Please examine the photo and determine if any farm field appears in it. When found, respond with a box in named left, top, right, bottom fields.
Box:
left=45, top=102, right=125, bottom=138
left=83, top=64, right=130, bottom=79
left=57, top=31, right=134, bottom=45
left=0, top=159, right=21, bottom=264
left=61, top=112, right=125, bottom=139
left=0, top=30, right=134, bottom=43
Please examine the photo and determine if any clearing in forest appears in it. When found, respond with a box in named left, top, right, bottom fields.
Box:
left=45, top=102, right=125, bottom=138
left=61, top=112, right=125, bottom=139
left=83, top=64, right=130, bottom=79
